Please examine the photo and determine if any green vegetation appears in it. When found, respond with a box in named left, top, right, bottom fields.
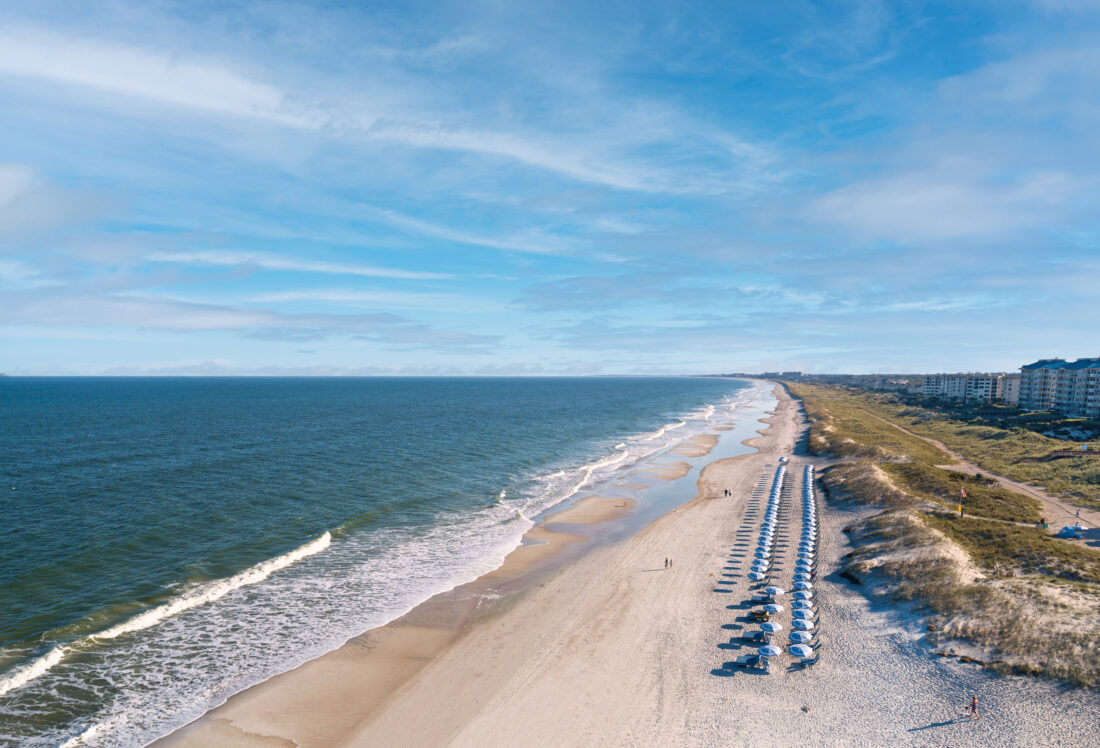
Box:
left=793, top=383, right=948, bottom=463
left=881, top=462, right=1043, bottom=524
left=863, top=396, right=1100, bottom=507
left=790, top=381, right=1100, bottom=688
left=922, top=514, right=1100, bottom=584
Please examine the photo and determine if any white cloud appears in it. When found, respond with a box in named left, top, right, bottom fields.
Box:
left=250, top=288, right=503, bottom=312
left=0, top=27, right=769, bottom=194
left=0, top=163, right=37, bottom=204
left=0, top=28, right=317, bottom=127
left=804, top=168, right=1079, bottom=241
left=147, top=250, right=450, bottom=280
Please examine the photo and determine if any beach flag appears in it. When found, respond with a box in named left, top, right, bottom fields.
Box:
left=960, top=487, right=967, bottom=499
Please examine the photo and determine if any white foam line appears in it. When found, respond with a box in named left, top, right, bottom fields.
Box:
left=643, top=419, right=686, bottom=441
left=0, top=644, right=66, bottom=699
left=95, top=532, right=331, bottom=640
left=0, top=532, right=332, bottom=698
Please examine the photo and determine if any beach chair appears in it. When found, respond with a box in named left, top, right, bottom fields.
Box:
left=750, top=609, right=770, bottom=622
left=734, top=654, right=761, bottom=669
left=742, top=630, right=765, bottom=643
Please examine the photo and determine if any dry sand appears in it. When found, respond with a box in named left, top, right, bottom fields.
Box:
left=164, top=386, right=1100, bottom=748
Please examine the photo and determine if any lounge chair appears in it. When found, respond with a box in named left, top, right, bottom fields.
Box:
left=734, top=654, right=761, bottom=668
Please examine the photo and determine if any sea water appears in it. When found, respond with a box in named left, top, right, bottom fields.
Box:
left=0, top=376, right=768, bottom=746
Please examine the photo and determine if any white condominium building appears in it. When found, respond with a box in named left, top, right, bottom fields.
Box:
left=1020, top=358, right=1100, bottom=417
left=922, top=373, right=1003, bottom=402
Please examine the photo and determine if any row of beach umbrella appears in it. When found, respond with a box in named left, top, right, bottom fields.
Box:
left=752, top=462, right=821, bottom=668
left=786, top=464, right=818, bottom=657
left=747, top=464, right=786, bottom=583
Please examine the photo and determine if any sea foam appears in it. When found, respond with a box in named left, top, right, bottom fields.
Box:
left=0, top=531, right=331, bottom=698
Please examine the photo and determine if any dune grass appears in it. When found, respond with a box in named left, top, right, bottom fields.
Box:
left=922, top=513, right=1100, bottom=584
left=881, top=462, right=1043, bottom=524
left=862, top=397, right=1100, bottom=507
left=792, top=381, right=1100, bottom=688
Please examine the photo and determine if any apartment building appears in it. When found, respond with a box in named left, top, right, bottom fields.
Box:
left=1001, top=373, right=1021, bottom=406
left=1020, top=358, right=1100, bottom=417
left=922, top=373, right=1002, bottom=402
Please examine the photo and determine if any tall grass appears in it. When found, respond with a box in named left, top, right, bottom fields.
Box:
left=793, top=381, right=1100, bottom=688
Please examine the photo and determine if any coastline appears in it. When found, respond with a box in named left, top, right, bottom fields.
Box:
left=159, top=385, right=778, bottom=747
left=162, top=383, right=1097, bottom=747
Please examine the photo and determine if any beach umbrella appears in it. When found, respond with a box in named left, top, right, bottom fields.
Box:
left=754, top=550, right=770, bottom=559
left=794, top=563, right=813, bottom=573
left=792, top=619, right=815, bottom=631
left=765, top=586, right=785, bottom=596
left=793, top=572, right=810, bottom=582
left=793, top=590, right=813, bottom=600
left=751, top=563, right=768, bottom=573
left=747, top=571, right=765, bottom=581
left=791, top=600, right=812, bottom=610
left=761, top=622, right=782, bottom=633
left=792, top=609, right=812, bottom=619
left=794, top=581, right=813, bottom=591
left=789, top=643, right=813, bottom=657
left=758, top=644, right=782, bottom=657
left=763, top=603, right=784, bottom=613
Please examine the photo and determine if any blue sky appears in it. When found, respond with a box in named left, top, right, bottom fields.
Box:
left=1, top=0, right=1098, bottom=375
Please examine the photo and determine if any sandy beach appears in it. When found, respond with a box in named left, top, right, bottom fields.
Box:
left=164, top=385, right=1099, bottom=747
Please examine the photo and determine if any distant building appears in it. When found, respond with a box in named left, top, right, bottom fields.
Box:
left=1001, top=373, right=1021, bottom=406
left=922, top=373, right=1002, bottom=402
left=1020, top=358, right=1100, bottom=417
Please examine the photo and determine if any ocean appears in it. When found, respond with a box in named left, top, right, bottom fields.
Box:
left=0, top=376, right=767, bottom=746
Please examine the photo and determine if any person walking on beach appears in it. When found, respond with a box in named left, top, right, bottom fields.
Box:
left=969, top=695, right=979, bottom=719
left=664, top=558, right=669, bottom=569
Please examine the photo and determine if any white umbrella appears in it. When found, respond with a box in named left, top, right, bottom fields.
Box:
left=761, top=622, right=782, bottom=633
left=792, top=619, right=815, bottom=631
left=791, top=600, right=813, bottom=610
left=747, top=571, right=765, bottom=581
left=763, top=603, right=784, bottom=613
left=758, top=644, right=782, bottom=657
left=751, top=563, right=768, bottom=573
left=789, top=643, right=813, bottom=657
left=754, top=550, right=771, bottom=558
left=765, top=586, right=785, bottom=596
left=793, top=590, right=813, bottom=600
left=792, top=609, right=812, bottom=619
left=794, top=581, right=813, bottom=591
left=793, top=572, right=811, bottom=581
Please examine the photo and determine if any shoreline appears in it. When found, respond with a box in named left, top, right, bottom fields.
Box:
left=162, top=385, right=1100, bottom=747
left=160, top=385, right=778, bottom=747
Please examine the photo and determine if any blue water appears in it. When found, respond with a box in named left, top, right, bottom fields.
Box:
left=0, top=376, right=763, bottom=746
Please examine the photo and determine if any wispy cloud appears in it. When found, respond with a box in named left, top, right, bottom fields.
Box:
left=148, top=250, right=450, bottom=280
left=250, top=288, right=503, bottom=312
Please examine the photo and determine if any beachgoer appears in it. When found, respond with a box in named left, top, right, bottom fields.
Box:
left=664, top=558, right=669, bottom=569
left=1077, top=509, right=1081, bottom=519
left=970, top=695, right=978, bottom=719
